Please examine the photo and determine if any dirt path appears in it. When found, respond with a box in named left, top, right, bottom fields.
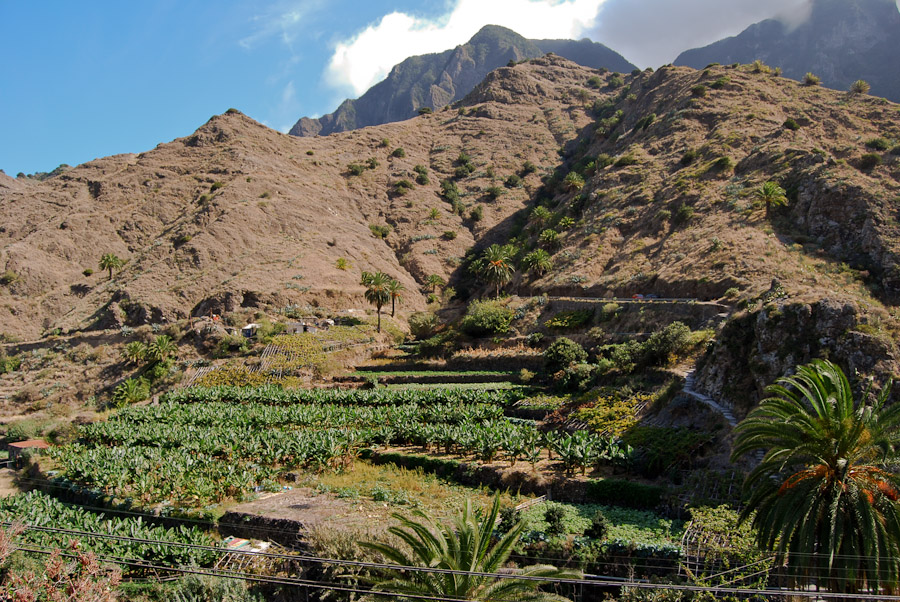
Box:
left=0, top=469, right=22, bottom=498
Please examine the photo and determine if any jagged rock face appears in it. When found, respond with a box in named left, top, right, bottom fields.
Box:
left=289, top=25, right=635, bottom=137
left=675, top=0, right=900, bottom=101
left=695, top=298, right=899, bottom=418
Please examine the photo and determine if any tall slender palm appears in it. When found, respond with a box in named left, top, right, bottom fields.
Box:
left=732, top=359, right=900, bottom=593
left=98, top=253, right=124, bottom=280
left=756, top=181, right=787, bottom=218
left=362, top=496, right=578, bottom=601
left=481, top=245, right=515, bottom=298
left=387, top=279, right=404, bottom=318
left=361, top=271, right=391, bottom=333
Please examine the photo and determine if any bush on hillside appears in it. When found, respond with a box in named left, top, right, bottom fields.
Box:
left=459, top=300, right=514, bottom=337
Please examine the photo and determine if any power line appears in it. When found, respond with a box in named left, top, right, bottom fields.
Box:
left=7, top=522, right=900, bottom=599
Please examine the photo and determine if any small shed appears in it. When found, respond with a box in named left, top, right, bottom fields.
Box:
left=241, top=323, right=260, bottom=338
left=8, top=439, right=50, bottom=465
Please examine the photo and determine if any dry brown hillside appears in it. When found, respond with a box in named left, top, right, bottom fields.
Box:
left=0, top=56, right=605, bottom=339
left=2, top=54, right=900, bottom=379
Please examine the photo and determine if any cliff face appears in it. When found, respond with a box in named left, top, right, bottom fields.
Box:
left=289, top=25, right=635, bottom=137
left=675, top=0, right=900, bottom=101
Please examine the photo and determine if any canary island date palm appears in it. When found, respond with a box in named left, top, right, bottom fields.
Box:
left=756, top=180, right=787, bottom=219
left=732, top=359, right=900, bottom=592
left=480, top=244, right=515, bottom=298
left=361, top=271, right=391, bottom=333
left=362, top=496, right=578, bottom=601
left=98, top=253, right=123, bottom=280
left=387, top=279, right=404, bottom=318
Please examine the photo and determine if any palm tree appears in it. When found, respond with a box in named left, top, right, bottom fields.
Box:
left=756, top=181, right=787, bottom=218
left=522, top=249, right=552, bottom=277
left=121, top=341, right=147, bottom=365
left=362, top=496, right=578, bottom=601
left=387, top=279, right=404, bottom=318
left=147, top=335, right=177, bottom=363
left=98, top=253, right=123, bottom=280
left=481, top=245, right=515, bottom=298
left=425, top=274, right=446, bottom=295
left=732, top=359, right=900, bottom=593
left=361, top=271, right=391, bottom=333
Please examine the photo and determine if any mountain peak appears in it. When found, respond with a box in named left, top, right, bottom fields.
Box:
left=675, top=0, right=900, bottom=100
left=289, top=27, right=634, bottom=137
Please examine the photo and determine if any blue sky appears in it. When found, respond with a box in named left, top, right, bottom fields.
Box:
left=1, top=0, right=815, bottom=176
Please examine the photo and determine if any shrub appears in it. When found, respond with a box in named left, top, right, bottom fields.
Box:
left=442, top=230, right=457, bottom=240
left=391, top=147, right=406, bottom=158
left=440, top=179, right=460, bottom=202
left=0, top=271, right=19, bottom=286
left=783, top=118, right=800, bottom=131
left=522, top=160, right=537, bottom=175
left=859, top=153, right=883, bottom=170
left=563, top=172, right=584, bottom=191
left=210, top=181, right=225, bottom=192
left=485, top=186, right=504, bottom=200
left=614, top=154, right=639, bottom=168
left=866, top=137, right=891, bottom=151
left=608, top=75, right=624, bottom=88
left=335, top=257, right=350, bottom=271
left=82, top=268, right=94, bottom=277
left=750, top=59, right=769, bottom=74
left=347, top=163, right=365, bottom=176
left=803, top=72, right=821, bottom=86
left=306, top=150, right=314, bottom=156
left=505, top=174, right=522, bottom=188
left=674, top=204, right=694, bottom=225
left=408, top=311, right=440, bottom=339
left=714, top=156, right=734, bottom=171
left=5, top=422, right=35, bottom=443
left=544, top=505, right=567, bottom=537
left=584, top=510, right=609, bottom=540
left=539, top=229, right=560, bottom=250
left=543, top=337, right=587, bottom=372
left=0, top=355, right=21, bottom=375
left=370, top=224, right=392, bottom=239
left=690, top=84, right=707, bottom=97
left=469, top=206, right=483, bottom=221
left=595, top=153, right=614, bottom=169
left=393, top=179, right=414, bottom=195
left=587, top=75, right=603, bottom=88
left=710, top=76, right=730, bottom=89
left=850, top=79, right=871, bottom=94
left=379, top=138, right=390, bottom=147
left=545, top=310, right=593, bottom=330
left=366, top=157, right=379, bottom=169
left=634, top=113, right=656, bottom=130
left=892, top=146, right=900, bottom=156
left=414, top=165, right=429, bottom=185
left=459, top=300, right=514, bottom=336
left=417, top=106, right=433, bottom=115
left=681, top=149, right=699, bottom=165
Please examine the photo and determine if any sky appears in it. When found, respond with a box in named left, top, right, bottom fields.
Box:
left=0, top=0, right=851, bottom=176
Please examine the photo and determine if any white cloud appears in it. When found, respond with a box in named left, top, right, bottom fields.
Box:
left=239, top=0, right=324, bottom=50
left=326, top=0, right=606, bottom=97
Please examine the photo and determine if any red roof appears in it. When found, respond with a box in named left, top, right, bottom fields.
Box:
left=8, top=439, right=50, bottom=450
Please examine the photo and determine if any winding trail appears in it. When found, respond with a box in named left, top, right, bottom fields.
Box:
left=682, top=369, right=737, bottom=427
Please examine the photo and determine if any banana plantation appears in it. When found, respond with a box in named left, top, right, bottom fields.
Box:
left=47, top=386, right=632, bottom=508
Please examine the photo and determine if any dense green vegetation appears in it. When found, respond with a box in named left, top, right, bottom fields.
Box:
left=0, top=491, right=216, bottom=567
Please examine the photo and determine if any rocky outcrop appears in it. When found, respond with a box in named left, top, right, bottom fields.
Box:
left=694, top=295, right=899, bottom=418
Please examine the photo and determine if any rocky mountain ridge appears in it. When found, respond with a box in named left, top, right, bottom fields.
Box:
left=675, top=0, right=900, bottom=101
left=289, top=25, right=635, bottom=137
